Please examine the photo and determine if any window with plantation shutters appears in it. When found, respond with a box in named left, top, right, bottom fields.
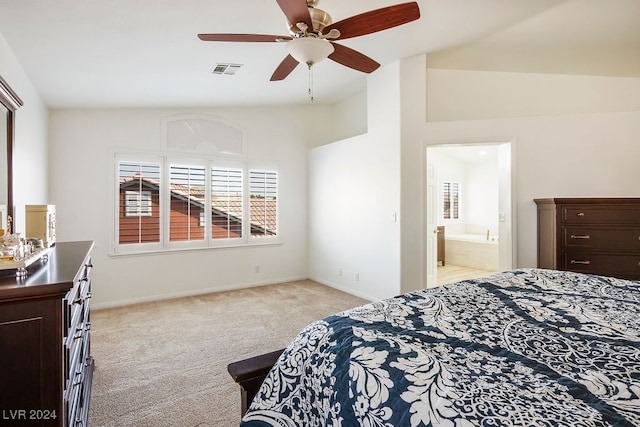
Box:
left=443, top=181, right=460, bottom=220
left=211, top=167, right=243, bottom=239
left=169, top=164, right=206, bottom=242
left=118, top=161, right=161, bottom=244
left=250, top=170, right=277, bottom=237
left=114, top=154, right=278, bottom=253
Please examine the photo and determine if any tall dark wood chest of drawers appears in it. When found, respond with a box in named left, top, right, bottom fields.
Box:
left=534, top=198, right=640, bottom=279
left=0, top=241, right=94, bottom=426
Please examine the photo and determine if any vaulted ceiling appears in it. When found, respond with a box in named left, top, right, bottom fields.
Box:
left=1, top=0, right=638, bottom=108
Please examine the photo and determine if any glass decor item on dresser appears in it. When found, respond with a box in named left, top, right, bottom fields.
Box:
left=0, top=215, right=51, bottom=277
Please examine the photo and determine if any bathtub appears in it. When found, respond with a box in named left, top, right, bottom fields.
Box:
left=445, top=233, right=499, bottom=271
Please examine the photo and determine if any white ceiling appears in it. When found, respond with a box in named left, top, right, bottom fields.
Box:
left=0, top=0, right=638, bottom=108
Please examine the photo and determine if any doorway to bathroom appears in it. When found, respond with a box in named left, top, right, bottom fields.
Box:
left=425, top=142, right=513, bottom=287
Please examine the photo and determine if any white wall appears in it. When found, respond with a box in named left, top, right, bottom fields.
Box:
left=303, top=91, right=367, bottom=148
left=307, top=91, right=367, bottom=148
left=48, top=106, right=324, bottom=308
left=425, top=147, right=499, bottom=236
left=427, top=69, right=640, bottom=121
left=308, top=65, right=401, bottom=301
left=399, top=55, right=428, bottom=294
left=465, top=158, right=499, bottom=235
left=0, top=33, right=49, bottom=233
left=426, top=148, right=466, bottom=235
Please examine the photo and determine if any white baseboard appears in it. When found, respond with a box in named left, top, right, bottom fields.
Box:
left=92, top=275, right=308, bottom=310
left=309, top=277, right=377, bottom=303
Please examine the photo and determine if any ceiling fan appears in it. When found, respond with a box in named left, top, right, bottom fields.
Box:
left=198, top=0, right=421, bottom=82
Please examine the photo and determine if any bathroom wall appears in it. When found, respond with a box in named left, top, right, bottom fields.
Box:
left=464, top=151, right=499, bottom=236
left=427, top=145, right=499, bottom=237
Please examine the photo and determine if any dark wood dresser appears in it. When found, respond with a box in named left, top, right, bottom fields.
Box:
left=0, top=241, right=94, bottom=426
left=534, top=198, right=640, bottom=279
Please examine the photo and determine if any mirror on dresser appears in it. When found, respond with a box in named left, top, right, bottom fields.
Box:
left=0, top=75, right=24, bottom=232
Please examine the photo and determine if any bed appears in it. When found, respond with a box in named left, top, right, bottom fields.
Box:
left=235, top=268, right=640, bottom=426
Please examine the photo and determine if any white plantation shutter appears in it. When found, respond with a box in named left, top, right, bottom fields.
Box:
left=169, top=164, right=206, bottom=242
left=249, top=170, right=277, bottom=237
left=443, top=181, right=460, bottom=220
left=118, top=161, right=161, bottom=244
left=211, top=167, right=243, bottom=239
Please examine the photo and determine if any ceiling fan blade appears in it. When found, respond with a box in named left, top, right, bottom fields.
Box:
left=198, top=34, right=292, bottom=42
left=328, top=43, right=380, bottom=74
left=275, top=0, right=313, bottom=29
left=270, top=55, right=300, bottom=81
left=324, top=2, right=420, bottom=40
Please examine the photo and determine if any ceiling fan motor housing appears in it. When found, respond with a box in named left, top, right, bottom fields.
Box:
left=288, top=3, right=332, bottom=36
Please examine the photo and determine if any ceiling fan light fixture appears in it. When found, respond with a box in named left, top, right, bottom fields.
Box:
left=286, top=37, right=334, bottom=65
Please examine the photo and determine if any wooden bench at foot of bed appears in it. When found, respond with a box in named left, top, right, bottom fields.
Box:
left=227, top=348, right=284, bottom=416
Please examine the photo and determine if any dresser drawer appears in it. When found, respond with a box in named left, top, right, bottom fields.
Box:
left=78, top=256, right=92, bottom=285
left=562, top=226, right=640, bottom=250
left=562, top=251, right=640, bottom=278
left=562, top=205, right=640, bottom=224
left=65, top=302, right=83, bottom=344
left=64, top=282, right=81, bottom=331
left=65, top=333, right=83, bottom=398
left=66, top=377, right=82, bottom=427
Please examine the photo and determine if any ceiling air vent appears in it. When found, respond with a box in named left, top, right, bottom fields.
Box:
left=212, top=63, right=243, bottom=75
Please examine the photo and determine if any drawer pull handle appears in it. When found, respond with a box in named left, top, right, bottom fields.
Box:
left=570, top=234, right=590, bottom=240
left=571, top=260, right=591, bottom=265
left=73, top=372, right=83, bottom=386
left=577, top=212, right=585, bottom=217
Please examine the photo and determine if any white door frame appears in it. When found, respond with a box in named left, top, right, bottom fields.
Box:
left=424, top=141, right=515, bottom=287
left=425, top=163, right=438, bottom=287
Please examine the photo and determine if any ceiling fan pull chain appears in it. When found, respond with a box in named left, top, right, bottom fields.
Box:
left=308, top=62, right=314, bottom=103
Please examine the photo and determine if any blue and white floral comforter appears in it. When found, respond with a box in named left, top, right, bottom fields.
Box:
left=241, top=269, right=640, bottom=426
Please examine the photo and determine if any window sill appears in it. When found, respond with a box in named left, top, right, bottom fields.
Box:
left=109, top=239, right=282, bottom=257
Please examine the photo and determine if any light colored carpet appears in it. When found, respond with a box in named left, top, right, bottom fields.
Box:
left=88, top=280, right=368, bottom=427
